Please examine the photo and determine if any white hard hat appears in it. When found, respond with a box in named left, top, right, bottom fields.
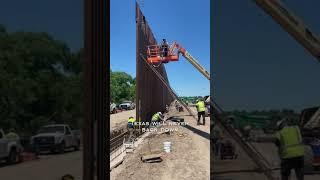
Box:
left=276, top=119, right=286, bottom=129
left=158, top=112, right=162, bottom=115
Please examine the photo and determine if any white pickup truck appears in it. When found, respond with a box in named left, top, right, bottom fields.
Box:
left=0, top=129, right=23, bottom=164
left=30, top=124, right=80, bottom=154
left=119, top=101, right=135, bottom=110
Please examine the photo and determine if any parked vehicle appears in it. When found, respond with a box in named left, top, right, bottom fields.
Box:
left=0, top=129, right=23, bottom=164
left=119, top=101, right=135, bottom=110
left=30, top=124, right=80, bottom=154
left=110, top=103, right=117, bottom=114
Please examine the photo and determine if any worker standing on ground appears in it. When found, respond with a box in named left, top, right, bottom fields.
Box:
left=196, top=98, right=206, bottom=125
left=151, top=111, right=165, bottom=127
left=127, top=116, right=136, bottom=141
left=274, top=119, right=304, bottom=180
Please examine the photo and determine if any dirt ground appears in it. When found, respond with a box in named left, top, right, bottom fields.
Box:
left=110, top=106, right=210, bottom=180
left=0, top=150, right=82, bottom=180
left=110, top=109, right=136, bottom=131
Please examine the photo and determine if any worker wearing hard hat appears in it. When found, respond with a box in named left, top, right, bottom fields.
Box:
left=161, top=39, right=169, bottom=57
left=274, top=118, right=304, bottom=180
left=151, top=111, right=165, bottom=127
left=127, top=116, right=136, bottom=141
left=196, top=98, right=206, bottom=125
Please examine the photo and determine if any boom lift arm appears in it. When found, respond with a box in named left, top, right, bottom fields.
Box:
left=147, top=41, right=210, bottom=80
left=253, top=0, right=320, bottom=62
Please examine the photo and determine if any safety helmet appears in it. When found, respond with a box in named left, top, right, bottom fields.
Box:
left=276, top=118, right=286, bottom=129
left=158, top=112, right=162, bottom=115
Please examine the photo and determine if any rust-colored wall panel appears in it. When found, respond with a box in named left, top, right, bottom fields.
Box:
left=136, top=3, right=174, bottom=124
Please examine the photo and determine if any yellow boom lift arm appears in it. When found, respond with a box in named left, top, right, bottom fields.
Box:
left=253, top=0, right=320, bottom=62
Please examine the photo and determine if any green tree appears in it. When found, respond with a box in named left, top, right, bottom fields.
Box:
left=110, top=71, right=135, bottom=104
left=0, top=25, right=83, bottom=134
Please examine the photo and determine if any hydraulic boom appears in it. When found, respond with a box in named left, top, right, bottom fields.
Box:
left=146, top=41, right=210, bottom=80
left=253, top=0, right=320, bottom=62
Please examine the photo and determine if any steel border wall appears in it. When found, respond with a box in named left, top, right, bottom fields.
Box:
left=136, top=2, right=174, bottom=125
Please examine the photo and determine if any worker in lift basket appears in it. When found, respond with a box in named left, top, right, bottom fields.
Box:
left=196, top=98, right=206, bottom=125
left=161, top=39, right=169, bottom=58
left=127, top=116, right=136, bottom=141
left=150, top=111, right=165, bottom=127
left=274, top=118, right=304, bottom=180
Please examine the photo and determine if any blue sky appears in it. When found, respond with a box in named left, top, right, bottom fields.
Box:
left=213, top=0, right=320, bottom=111
left=0, top=0, right=208, bottom=97
left=0, top=1, right=83, bottom=52
left=111, top=0, right=210, bottom=97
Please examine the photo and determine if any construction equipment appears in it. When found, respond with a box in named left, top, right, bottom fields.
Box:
left=144, top=1, right=320, bottom=179
left=147, top=41, right=210, bottom=80
left=253, top=0, right=320, bottom=62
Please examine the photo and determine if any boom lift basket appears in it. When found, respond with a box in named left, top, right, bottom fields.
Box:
left=147, top=44, right=179, bottom=64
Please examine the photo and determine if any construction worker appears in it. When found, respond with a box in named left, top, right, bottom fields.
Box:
left=151, top=111, right=165, bottom=127
left=5, top=128, right=19, bottom=140
left=161, top=39, right=169, bottom=57
left=275, top=119, right=304, bottom=180
left=127, top=116, right=136, bottom=141
left=196, top=98, right=206, bottom=125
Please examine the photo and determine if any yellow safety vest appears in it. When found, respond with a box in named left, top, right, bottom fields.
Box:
left=152, top=113, right=160, bottom=121
left=276, top=126, right=304, bottom=159
left=196, top=101, right=206, bottom=112
left=128, top=117, right=136, bottom=123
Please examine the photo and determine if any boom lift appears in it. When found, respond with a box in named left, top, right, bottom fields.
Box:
left=144, top=1, right=320, bottom=178
left=147, top=0, right=320, bottom=81
left=146, top=40, right=210, bottom=80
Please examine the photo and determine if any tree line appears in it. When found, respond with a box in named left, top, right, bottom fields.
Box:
left=0, top=24, right=136, bottom=135
left=225, top=109, right=301, bottom=127
left=110, top=70, right=136, bottom=104
left=0, top=25, right=83, bottom=135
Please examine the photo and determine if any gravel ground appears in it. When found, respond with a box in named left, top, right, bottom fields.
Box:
left=110, top=109, right=136, bottom=131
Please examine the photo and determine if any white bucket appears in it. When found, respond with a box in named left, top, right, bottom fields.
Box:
left=163, top=141, right=171, bottom=153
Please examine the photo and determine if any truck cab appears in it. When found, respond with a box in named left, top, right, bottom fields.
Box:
left=30, top=124, right=80, bottom=154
